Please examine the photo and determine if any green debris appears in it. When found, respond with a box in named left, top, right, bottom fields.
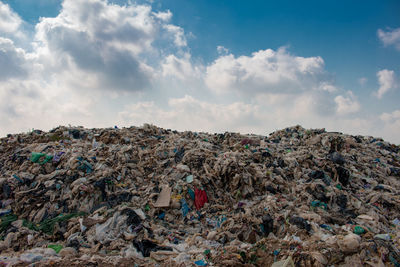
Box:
left=49, top=134, right=65, bottom=142
left=336, top=184, right=342, bottom=190
left=30, top=152, right=53, bottom=165
left=239, top=251, right=246, bottom=260
left=23, top=212, right=85, bottom=235
left=204, top=249, right=211, bottom=259
left=145, top=204, right=150, bottom=212
left=354, top=226, right=366, bottom=235
left=0, top=214, right=18, bottom=238
left=48, top=244, right=63, bottom=253
left=249, top=254, right=258, bottom=264
left=311, top=200, right=328, bottom=210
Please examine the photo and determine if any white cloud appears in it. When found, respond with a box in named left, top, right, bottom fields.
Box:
left=205, top=48, right=335, bottom=95
left=32, top=0, right=170, bottom=92
left=378, top=27, right=400, bottom=50
left=358, top=77, right=367, bottom=86
left=380, top=110, right=400, bottom=144
left=217, top=45, right=229, bottom=55
left=375, top=69, right=397, bottom=99
left=0, top=2, right=22, bottom=33
left=0, top=0, right=191, bottom=136
left=163, top=24, right=187, bottom=47
left=334, top=91, right=361, bottom=115
left=380, top=109, right=400, bottom=122
left=153, top=10, right=172, bottom=22
left=161, top=53, right=203, bottom=80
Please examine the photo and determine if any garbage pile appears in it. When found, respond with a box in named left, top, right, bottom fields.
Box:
left=0, top=124, right=399, bottom=266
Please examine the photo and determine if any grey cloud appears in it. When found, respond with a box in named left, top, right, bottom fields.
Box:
left=0, top=38, right=28, bottom=80
left=95, top=20, right=153, bottom=45
left=33, top=0, right=167, bottom=92
left=46, top=27, right=104, bottom=70
left=44, top=26, right=152, bottom=90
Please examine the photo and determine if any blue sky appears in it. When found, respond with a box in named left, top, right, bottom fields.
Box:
left=1, top=0, right=400, bottom=142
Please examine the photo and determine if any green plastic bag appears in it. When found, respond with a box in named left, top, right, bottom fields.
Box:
left=48, top=244, right=63, bottom=253
left=31, top=152, right=53, bottom=165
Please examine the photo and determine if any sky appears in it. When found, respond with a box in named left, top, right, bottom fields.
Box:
left=0, top=0, right=400, bottom=143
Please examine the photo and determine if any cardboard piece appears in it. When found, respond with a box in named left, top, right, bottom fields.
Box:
left=154, top=185, right=171, bottom=207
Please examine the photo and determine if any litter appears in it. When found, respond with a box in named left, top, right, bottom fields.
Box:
left=0, top=124, right=399, bottom=266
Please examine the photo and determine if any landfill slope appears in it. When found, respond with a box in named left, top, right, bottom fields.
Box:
left=0, top=124, right=399, bottom=267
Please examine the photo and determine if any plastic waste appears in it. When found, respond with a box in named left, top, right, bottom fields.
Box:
left=0, top=124, right=399, bottom=266
left=48, top=244, right=63, bottom=253
left=260, top=214, right=273, bottom=236
left=186, top=175, right=194, bottom=183
left=194, top=259, right=208, bottom=266
left=289, top=216, right=311, bottom=231
left=353, top=226, right=366, bottom=235
left=271, top=256, right=295, bottom=267
left=337, top=233, right=361, bottom=253
left=181, top=198, right=190, bottom=217
left=374, top=234, right=391, bottom=241
left=30, top=152, right=53, bottom=165
left=133, top=239, right=172, bottom=257
left=194, top=188, right=208, bottom=210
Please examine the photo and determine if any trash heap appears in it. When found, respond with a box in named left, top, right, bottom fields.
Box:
left=0, top=124, right=399, bottom=266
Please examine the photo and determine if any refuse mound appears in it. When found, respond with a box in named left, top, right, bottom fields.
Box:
left=0, top=124, right=399, bottom=266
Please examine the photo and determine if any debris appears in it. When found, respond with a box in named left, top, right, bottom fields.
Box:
left=154, top=185, right=172, bottom=208
left=48, top=244, right=63, bottom=253
left=0, top=124, right=399, bottom=266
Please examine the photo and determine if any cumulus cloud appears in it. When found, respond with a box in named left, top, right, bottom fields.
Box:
left=378, top=27, right=400, bottom=50
left=0, top=2, right=22, bottom=33
left=163, top=24, right=187, bottom=47
left=32, top=0, right=178, bottom=92
left=375, top=69, right=397, bottom=99
left=0, top=0, right=191, bottom=135
left=334, top=91, right=361, bottom=115
left=0, top=1, right=27, bottom=42
left=161, top=53, right=202, bottom=80
left=205, top=48, right=336, bottom=95
left=0, top=37, right=30, bottom=80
